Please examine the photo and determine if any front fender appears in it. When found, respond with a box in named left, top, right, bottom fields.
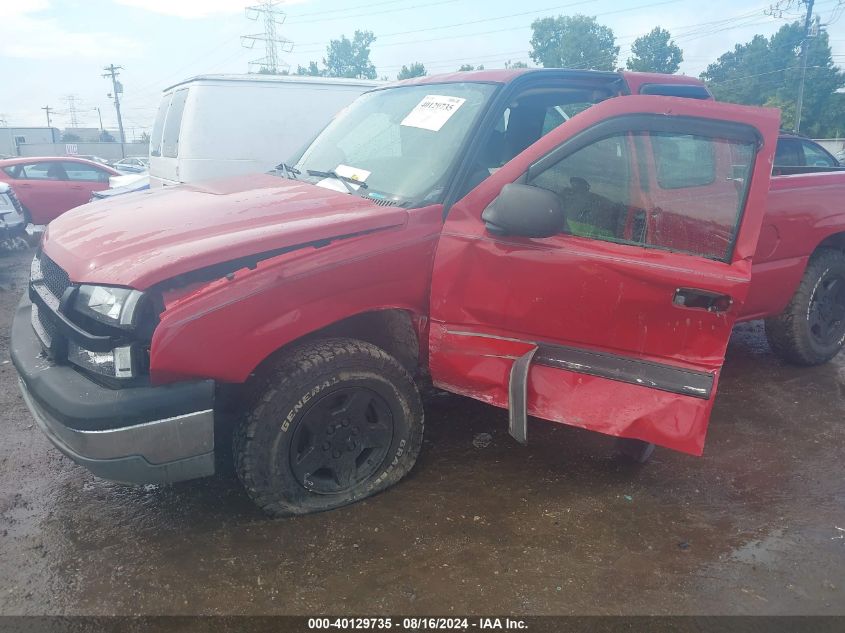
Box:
left=148, top=208, right=442, bottom=385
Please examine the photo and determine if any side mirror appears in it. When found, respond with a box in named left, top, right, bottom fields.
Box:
left=481, top=183, right=565, bottom=238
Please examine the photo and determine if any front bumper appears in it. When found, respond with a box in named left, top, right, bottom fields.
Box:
left=10, top=295, right=216, bottom=484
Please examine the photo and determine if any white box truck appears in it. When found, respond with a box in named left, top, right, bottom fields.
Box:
left=148, top=74, right=381, bottom=187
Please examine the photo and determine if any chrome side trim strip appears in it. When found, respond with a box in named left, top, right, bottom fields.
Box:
left=444, top=328, right=714, bottom=400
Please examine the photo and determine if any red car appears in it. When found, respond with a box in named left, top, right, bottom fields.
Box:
left=10, top=70, right=845, bottom=517
left=0, top=156, right=119, bottom=225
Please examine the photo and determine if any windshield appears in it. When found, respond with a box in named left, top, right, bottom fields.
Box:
left=292, top=82, right=497, bottom=206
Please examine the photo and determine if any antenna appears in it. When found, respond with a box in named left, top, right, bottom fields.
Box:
left=241, top=1, right=294, bottom=74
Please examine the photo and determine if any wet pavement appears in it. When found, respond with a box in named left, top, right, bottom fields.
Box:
left=0, top=249, right=843, bottom=615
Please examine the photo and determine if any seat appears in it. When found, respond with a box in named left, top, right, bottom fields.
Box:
left=46, top=164, right=66, bottom=180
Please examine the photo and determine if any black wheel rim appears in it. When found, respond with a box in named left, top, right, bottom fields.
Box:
left=809, top=273, right=845, bottom=347
left=289, top=387, right=394, bottom=494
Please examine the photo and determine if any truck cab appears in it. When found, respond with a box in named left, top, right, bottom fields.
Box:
left=12, top=69, right=790, bottom=516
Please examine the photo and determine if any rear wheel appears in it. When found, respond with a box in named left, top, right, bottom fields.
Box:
left=765, top=248, right=845, bottom=366
left=234, top=338, right=424, bottom=517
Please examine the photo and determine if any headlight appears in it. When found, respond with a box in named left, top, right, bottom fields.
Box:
left=67, top=341, right=140, bottom=379
left=75, top=285, right=144, bottom=328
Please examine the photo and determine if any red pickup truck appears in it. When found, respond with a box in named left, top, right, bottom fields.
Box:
left=11, top=70, right=845, bottom=517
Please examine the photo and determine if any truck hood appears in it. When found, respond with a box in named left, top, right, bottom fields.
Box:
left=43, top=174, right=407, bottom=289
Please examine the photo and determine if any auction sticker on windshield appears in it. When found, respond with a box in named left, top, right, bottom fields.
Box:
left=335, top=164, right=371, bottom=184
left=401, top=95, right=466, bottom=132
left=315, top=164, right=371, bottom=193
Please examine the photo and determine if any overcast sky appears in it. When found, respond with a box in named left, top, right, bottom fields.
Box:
left=1, top=0, right=844, bottom=137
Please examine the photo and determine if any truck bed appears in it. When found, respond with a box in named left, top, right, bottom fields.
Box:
left=740, top=170, right=845, bottom=321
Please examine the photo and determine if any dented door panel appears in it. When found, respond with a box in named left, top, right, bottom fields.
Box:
left=430, top=96, right=779, bottom=454
left=430, top=321, right=719, bottom=454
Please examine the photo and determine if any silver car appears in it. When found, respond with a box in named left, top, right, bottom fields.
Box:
left=112, top=157, right=149, bottom=174
left=0, top=182, right=25, bottom=231
left=0, top=182, right=28, bottom=250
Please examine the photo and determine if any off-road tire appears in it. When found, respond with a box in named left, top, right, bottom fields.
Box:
left=765, top=248, right=845, bottom=366
left=234, top=338, right=424, bottom=517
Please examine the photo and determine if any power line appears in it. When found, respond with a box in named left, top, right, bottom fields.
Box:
left=707, top=63, right=828, bottom=84
left=293, top=0, right=601, bottom=52
left=286, top=0, right=418, bottom=18
left=289, top=0, right=460, bottom=24
left=241, top=1, right=293, bottom=73
left=389, top=3, right=815, bottom=76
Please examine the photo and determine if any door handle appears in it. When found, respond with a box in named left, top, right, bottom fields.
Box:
left=673, top=288, right=733, bottom=313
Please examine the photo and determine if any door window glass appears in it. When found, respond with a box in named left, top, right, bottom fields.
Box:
left=161, top=89, right=189, bottom=158
left=17, top=162, right=65, bottom=180
left=149, top=93, right=172, bottom=157
left=528, top=130, right=757, bottom=261
left=802, top=141, right=836, bottom=167
left=62, top=162, right=110, bottom=182
left=530, top=135, right=630, bottom=240
left=652, top=133, right=715, bottom=188
left=774, top=138, right=802, bottom=166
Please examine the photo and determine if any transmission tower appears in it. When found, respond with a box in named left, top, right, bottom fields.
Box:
left=241, top=1, right=294, bottom=74
left=64, top=94, right=81, bottom=128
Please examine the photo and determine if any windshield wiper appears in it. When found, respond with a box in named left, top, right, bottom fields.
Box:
left=273, top=162, right=300, bottom=180
left=307, top=169, right=368, bottom=194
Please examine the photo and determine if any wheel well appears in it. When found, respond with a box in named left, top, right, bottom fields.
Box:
left=247, top=309, right=422, bottom=383
left=216, top=309, right=423, bottom=454
left=816, top=232, right=845, bottom=253
left=310, top=309, right=421, bottom=374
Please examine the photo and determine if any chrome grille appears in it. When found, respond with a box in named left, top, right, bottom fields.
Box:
left=39, top=254, right=71, bottom=300
left=7, top=187, right=24, bottom=214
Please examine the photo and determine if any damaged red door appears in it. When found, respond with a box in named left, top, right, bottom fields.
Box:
left=429, top=96, right=779, bottom=455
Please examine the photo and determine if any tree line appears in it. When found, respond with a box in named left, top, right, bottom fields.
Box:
left=284, top=14, right=844, bottom=137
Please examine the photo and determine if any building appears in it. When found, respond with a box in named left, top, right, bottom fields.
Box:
left=61, top=127, right=104, bottom=143
left=0, top=127, right=59, bottom=157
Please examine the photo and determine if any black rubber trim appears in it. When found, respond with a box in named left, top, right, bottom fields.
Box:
left=11, top=296, right=215, bottom=431
left=638, top=83, right=713, bottom=99
left=508, top=347, right=537, bottom=444
left=29, top=283, right=115, bottom=352
left=533, top=342, right=714, bottom=400
left=528, top=114, right=763, bottom=178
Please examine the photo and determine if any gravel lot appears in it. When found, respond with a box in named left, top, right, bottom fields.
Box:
left=1, top=248, right=843, bottom=615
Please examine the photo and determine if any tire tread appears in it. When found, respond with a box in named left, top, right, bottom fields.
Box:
left=765, top=247, right=845, bottom=366
left=233, top=338, right=424, bottom=517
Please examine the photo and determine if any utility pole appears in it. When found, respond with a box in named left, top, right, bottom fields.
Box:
left=41, top=105, right=53, bottom=128
left=95, top=107, right=104, bottom=132
left=794, top=0, right=816, bottom=134
left=102, top=64, right=127, bottom=154
left=242, top=1, right=294, bottom=74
